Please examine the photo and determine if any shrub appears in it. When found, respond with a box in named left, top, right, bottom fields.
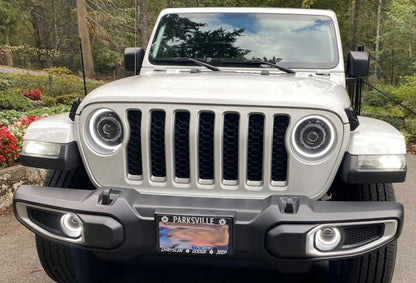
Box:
left=23, top=88, right=42, bottom=101
left=40, top=95, right=57, bottom=107
left=0, top=77, right=12, bottom=91
left=4, top=72, right=102, bottom=98
left=0, top=106, right=70, bottom=128
left=0, top=125, right=19, bottom=168
left=56, top=93, right=80, bottom=105
left=0, top=89, right=36, bottom=111
left=361, top=105, right=405, bottom=130
left=0, top=109, right=22, bottom=126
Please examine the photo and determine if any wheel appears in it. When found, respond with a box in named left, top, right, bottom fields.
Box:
left=329, top=182, right=397, bottom=283
left=36, top=168, right=112, bottom=283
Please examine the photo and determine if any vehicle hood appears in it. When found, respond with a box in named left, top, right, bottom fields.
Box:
left=80, top=72, right=351, bottom=122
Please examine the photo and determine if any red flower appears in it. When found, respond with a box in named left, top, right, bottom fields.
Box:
left=0, top=125, right=19, bottom=168
left=23, top=88, right=42, bottom=101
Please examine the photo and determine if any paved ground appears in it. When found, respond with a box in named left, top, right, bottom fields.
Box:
left=0, top=154, right=414, bottom=282
left=0, top=65, right=48, bottom=77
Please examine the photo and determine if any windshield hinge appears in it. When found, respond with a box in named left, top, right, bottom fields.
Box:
left=153, top=67, right=167, bottom=73
left=316, top=71, right=330, bottom=77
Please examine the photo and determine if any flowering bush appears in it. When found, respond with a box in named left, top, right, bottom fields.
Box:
left=9, top=115, right=47, bottom=152
left=23, top=88, right=42, bottom=101
left=0, top=125, right=19, bottom=168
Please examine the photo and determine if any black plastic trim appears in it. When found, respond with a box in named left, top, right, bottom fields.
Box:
left=13, top=185, right=404, bottom=273
left=345, top=106, right=359, bottom=131
left=339, top=153, right=407, bottom=184
left=20, top=142, right=81, bottom=171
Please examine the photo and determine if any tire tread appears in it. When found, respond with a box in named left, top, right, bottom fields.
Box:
left=330, top=182, right=397, bottom=283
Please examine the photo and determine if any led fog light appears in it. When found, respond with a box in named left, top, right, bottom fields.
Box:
left=60, top=213, right=83, bottom=238
left=315, top=227, right=341, bottom=251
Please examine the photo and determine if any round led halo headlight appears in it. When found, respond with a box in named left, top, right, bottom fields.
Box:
left=87, top=109, right=123, bottom=154
left=292, top=116, right=335, bottom=161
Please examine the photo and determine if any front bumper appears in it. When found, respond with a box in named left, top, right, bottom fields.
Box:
left=13, top=185, right=403, bottom=273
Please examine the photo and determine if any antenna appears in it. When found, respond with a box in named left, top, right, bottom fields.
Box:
left=134, top=0, right=138, bottom=73
left=79, top=37, right=88, bottom=96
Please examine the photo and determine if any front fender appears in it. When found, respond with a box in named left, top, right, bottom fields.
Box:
left=23, top=113, right=75, bottom=143
left=347, top=116, right=406, bottom=155
left=20, top=113, right=81, bottom=171
left=339, top=116, right=407, bottom=184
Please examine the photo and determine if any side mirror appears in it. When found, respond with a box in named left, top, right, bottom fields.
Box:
left=124, top=47, right=145, bottom=75
left=347, top=51, right=370, bottom=78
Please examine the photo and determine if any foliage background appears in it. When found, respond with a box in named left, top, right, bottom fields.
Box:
left=0, top=0, right=415, bottom=162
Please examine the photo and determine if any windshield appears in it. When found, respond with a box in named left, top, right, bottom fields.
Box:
left=149, top=12, right=339, bottom=69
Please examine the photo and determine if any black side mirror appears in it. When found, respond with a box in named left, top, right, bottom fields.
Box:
left=124, top=47, right=145, bottom=75
left=347, top=51, right=370, bottom=78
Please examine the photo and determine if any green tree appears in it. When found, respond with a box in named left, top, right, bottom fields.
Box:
left=381, top=0, right=416, bottom=83
left=0, top=1, right=20, bottom=66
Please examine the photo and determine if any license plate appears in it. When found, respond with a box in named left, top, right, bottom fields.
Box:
left=156, top=215, right=232, bottom=256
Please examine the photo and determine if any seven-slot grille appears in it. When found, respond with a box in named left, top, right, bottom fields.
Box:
left=127, top=109, right=289, bottom=187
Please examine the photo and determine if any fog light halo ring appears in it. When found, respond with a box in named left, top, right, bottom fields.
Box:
left=60, top=213, right=83, bottom=238
left=315, top=227, right=341, bottom=251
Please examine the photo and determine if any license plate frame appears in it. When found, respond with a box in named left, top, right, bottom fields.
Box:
left=156, top=214, right=233, bottom=256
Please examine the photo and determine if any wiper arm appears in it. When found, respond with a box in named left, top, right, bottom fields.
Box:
left=220, top=59, right=295, bottom=74
left=252, top=59, right=296, bottom=74
left=153, top=57, right=220, bottom=71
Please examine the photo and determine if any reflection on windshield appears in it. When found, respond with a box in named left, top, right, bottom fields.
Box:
left=150, top=13, right=338, bottom=69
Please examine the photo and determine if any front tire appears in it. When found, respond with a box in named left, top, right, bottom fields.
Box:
left=329, top=182, right=398, bottom=283
left=36, top=169, right=111, bottom=283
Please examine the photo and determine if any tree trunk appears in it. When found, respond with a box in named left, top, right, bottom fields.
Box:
left=51, top=0, right=57, bottom=51
left=351, top=0, right=360, bottom=51
left=76, top=0, right=95, bottom=79
left=31, top=3, right=52, bottom=68
left=375, top=0, right=382, bottom=76
left=4, top=34, right=13, bottom=66
left=137, top=0, right=149, bottom=48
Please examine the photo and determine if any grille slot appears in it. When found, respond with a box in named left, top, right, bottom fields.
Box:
left=150, top=111, right=166, bottom=178
left=198, top=112, right=215, bottom=181
left=223, top=113, right=240, bottom=182
left=174, top=111, right=190, bottom=179
left=272, top=116, right=289, bottom=182
left=247, top=114, right=265, bottom=183
left=127, top=111, right=142, bottom=176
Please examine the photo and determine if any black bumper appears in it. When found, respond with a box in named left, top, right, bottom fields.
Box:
left=13, top=185, right=403, bottom=273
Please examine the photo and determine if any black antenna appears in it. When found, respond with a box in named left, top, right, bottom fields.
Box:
left=79, top=37, right=88, bottom=96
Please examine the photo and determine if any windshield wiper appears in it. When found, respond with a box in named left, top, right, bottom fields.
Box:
left=220, top=59, right=295, bottom=74
left=253, top=59, right=296, bottom=74
left=153, top=57, right=220, bottom=71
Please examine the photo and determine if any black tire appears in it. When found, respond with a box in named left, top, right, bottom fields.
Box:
left=329, top=182, right=397, bottom=283
left=36, top=168, right=111, bottom=283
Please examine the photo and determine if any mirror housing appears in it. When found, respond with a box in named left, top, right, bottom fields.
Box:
left=124, top=47, right=145, bottom=75
left=347, top=51, right=370, bottom=78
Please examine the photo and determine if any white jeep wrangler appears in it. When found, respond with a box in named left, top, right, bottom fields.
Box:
left=14, top=7, right=406, bottom=283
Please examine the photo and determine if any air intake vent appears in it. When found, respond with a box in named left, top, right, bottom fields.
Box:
left=198, top=112, right=215, bottom=181
left=272, top=116, right=289, bottom=182
left=247, top=114, right=264, bottom=183
left=343, top=224, right=384, bottom=248
left=175, top=111, right=190, bottom=179
left=223, top=113, right=239, bottom=182
left=127, top=111, right=142, bottom=176
left=151, top=111, right=166, bottom=178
